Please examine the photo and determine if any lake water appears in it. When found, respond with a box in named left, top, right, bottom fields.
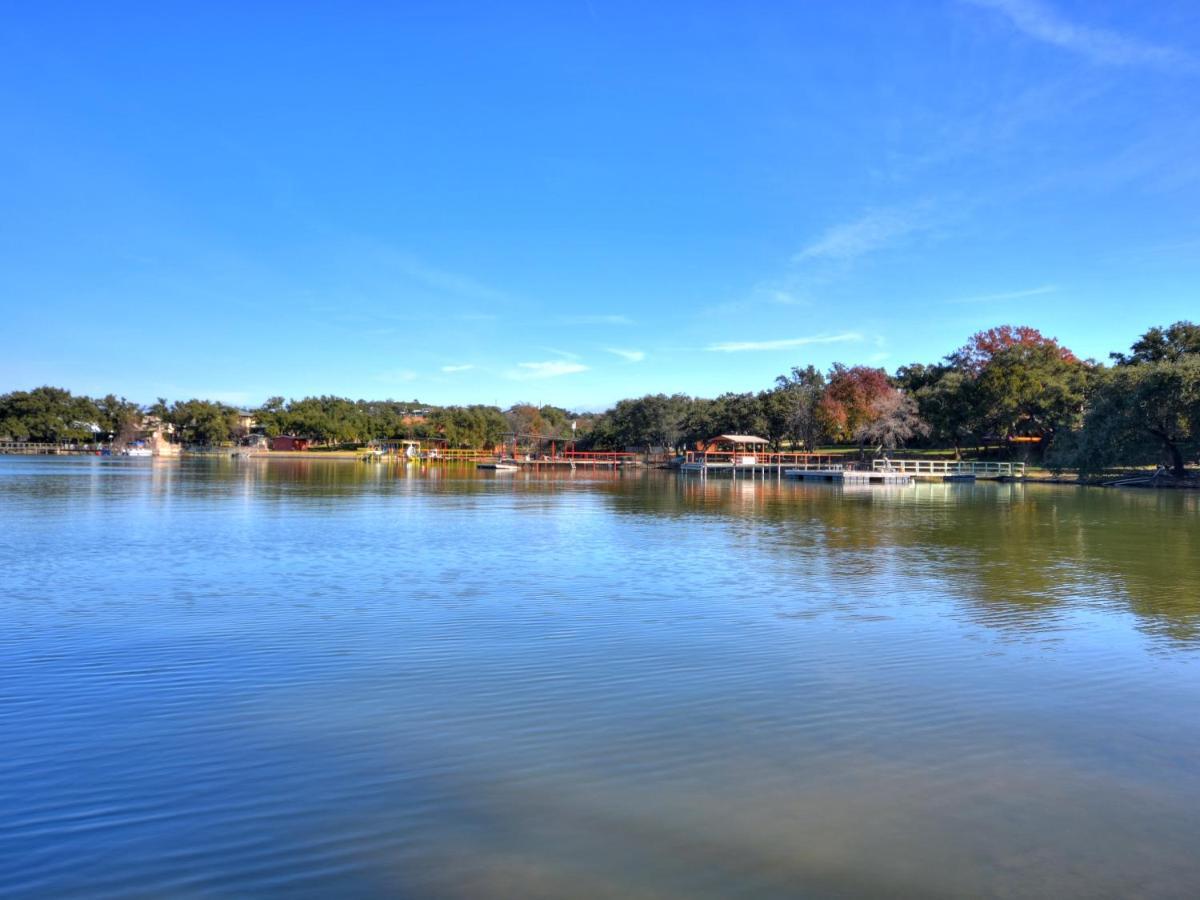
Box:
left=2, top=456, right=1199, bottom=898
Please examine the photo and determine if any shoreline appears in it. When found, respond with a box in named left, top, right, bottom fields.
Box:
left=3, top=450, right=1197, bottom=488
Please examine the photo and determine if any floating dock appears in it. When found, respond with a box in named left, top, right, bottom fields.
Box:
left=784, top=468, right=913, bottom=485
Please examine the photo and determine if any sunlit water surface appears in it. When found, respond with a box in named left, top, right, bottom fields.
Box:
left=2, top=457, right=1199, bottom=898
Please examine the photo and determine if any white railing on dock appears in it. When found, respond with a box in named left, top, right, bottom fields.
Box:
left=871, top=459, right=1025, bottom=477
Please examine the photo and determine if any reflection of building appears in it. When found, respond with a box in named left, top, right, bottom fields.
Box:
left=271, top=435, right=310, bottom=451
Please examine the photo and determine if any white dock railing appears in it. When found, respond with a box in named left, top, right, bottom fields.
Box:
left=871, top=459, right=1025, bottom=477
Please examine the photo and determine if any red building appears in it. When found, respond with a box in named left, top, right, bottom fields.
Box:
left=271, top=435, right=310, bottom=452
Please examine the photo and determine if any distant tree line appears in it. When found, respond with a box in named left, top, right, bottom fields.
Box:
left=2, top=321, right=1198, bottom=474
left=0, top=387, right=142, bottom=445
left=577, top=321, right=1200, bottom=476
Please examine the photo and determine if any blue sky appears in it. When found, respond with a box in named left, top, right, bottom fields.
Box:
left=2, top=1, right=1197, bottom=410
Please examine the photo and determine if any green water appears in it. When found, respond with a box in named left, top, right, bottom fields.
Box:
left=2, top=457, right=1198, bottom=897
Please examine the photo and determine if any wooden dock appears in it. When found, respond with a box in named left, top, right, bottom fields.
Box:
left=784, top=467, right=913, bottom=485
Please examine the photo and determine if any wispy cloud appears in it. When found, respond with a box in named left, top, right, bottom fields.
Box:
left=962, top=0, right=1193, bottom=70
left=765, top=289, right=807, bottom=306
left=605, top=348, right=646, bottom=363
left=440, top=364, right=474, bottom=373
left=795, top=208, right=929, bottom=263
left=945, top=284, right=1059, bottom=305
left=388, top=254, right=509, bottom=302
left=557, top=314, right=634, bottom=326
left=506, top=360, right=589, bottom=380
left=707, top=333, right=863, bottom=353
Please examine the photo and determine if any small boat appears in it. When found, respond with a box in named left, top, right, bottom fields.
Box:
left=122, top=447, right=153, bottom=457
left=477, top=460, right=520, bottom=471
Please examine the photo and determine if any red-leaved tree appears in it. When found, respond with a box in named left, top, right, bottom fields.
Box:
left=950, top=325, right=1078, bottom=374
left=818, top=364, right=894, bottom=443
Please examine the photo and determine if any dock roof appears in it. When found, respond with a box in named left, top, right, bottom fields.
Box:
left=709, top=434, right=769, bottom=444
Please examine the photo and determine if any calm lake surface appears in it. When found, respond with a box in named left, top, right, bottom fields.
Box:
left=2, top=456, right=1199, bottom=898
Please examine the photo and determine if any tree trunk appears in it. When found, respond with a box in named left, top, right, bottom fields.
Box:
left=1167, top=441, right=1186, bottom=478
left=1150, top=428, right=1186, bottom=478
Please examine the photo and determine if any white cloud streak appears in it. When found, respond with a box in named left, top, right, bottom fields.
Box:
left=440, top=364, right=474, bottom=373
left=795, top=208, right=928, bottom=263
left=557, top=314, right=634, bottom=326
left=707, top=332, right=864, bottom=353
left=962, top=0, right=1192, bottom=70
left=945, top=284, right=1059, bottom=304
left=605, top=348, right=646, bottom=362
left=388, top=254, right=509, bottom=302
left=507, top=360, right=589, bottom=380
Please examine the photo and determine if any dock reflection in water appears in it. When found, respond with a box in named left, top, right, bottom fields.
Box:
left=2, top=457, right=1198, bottom=897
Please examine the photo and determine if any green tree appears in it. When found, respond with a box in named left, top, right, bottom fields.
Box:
left=431, top=405, right=508, bottom=448
left=167, top=399, right=238, bottom=445
left=1064, top=358, right=1200, bottom=477
left=1111, top=321, right=1200, bottom=366
left=911, top=369, right=979, bottom=458
left=97, top=394, right=143, bottom=445
left=773, top=364, right=827, bottom=450
left=973, top=343, right=1090, bottom=448
left=0, top=386, right=101, bottom=443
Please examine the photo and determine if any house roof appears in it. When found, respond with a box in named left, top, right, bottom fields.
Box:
left=709, top=434, right=769, bottom=444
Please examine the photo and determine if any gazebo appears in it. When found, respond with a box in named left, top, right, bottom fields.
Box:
left=701, top=434, right=770, bottom=465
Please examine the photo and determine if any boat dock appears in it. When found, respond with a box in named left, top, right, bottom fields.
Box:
left=678, top=445, right=1026, bottom=484
left=785, top=466, right=913, bottom=485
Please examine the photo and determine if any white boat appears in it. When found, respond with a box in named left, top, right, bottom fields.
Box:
left=477, top=460, right=520, bottom=471
left=122, top=447, right=153, bottom=457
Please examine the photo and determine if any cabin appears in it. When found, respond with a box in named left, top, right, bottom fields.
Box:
left=271, top=435, right=309, bottom=452
left=700, top=434, right=770, bottom=464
